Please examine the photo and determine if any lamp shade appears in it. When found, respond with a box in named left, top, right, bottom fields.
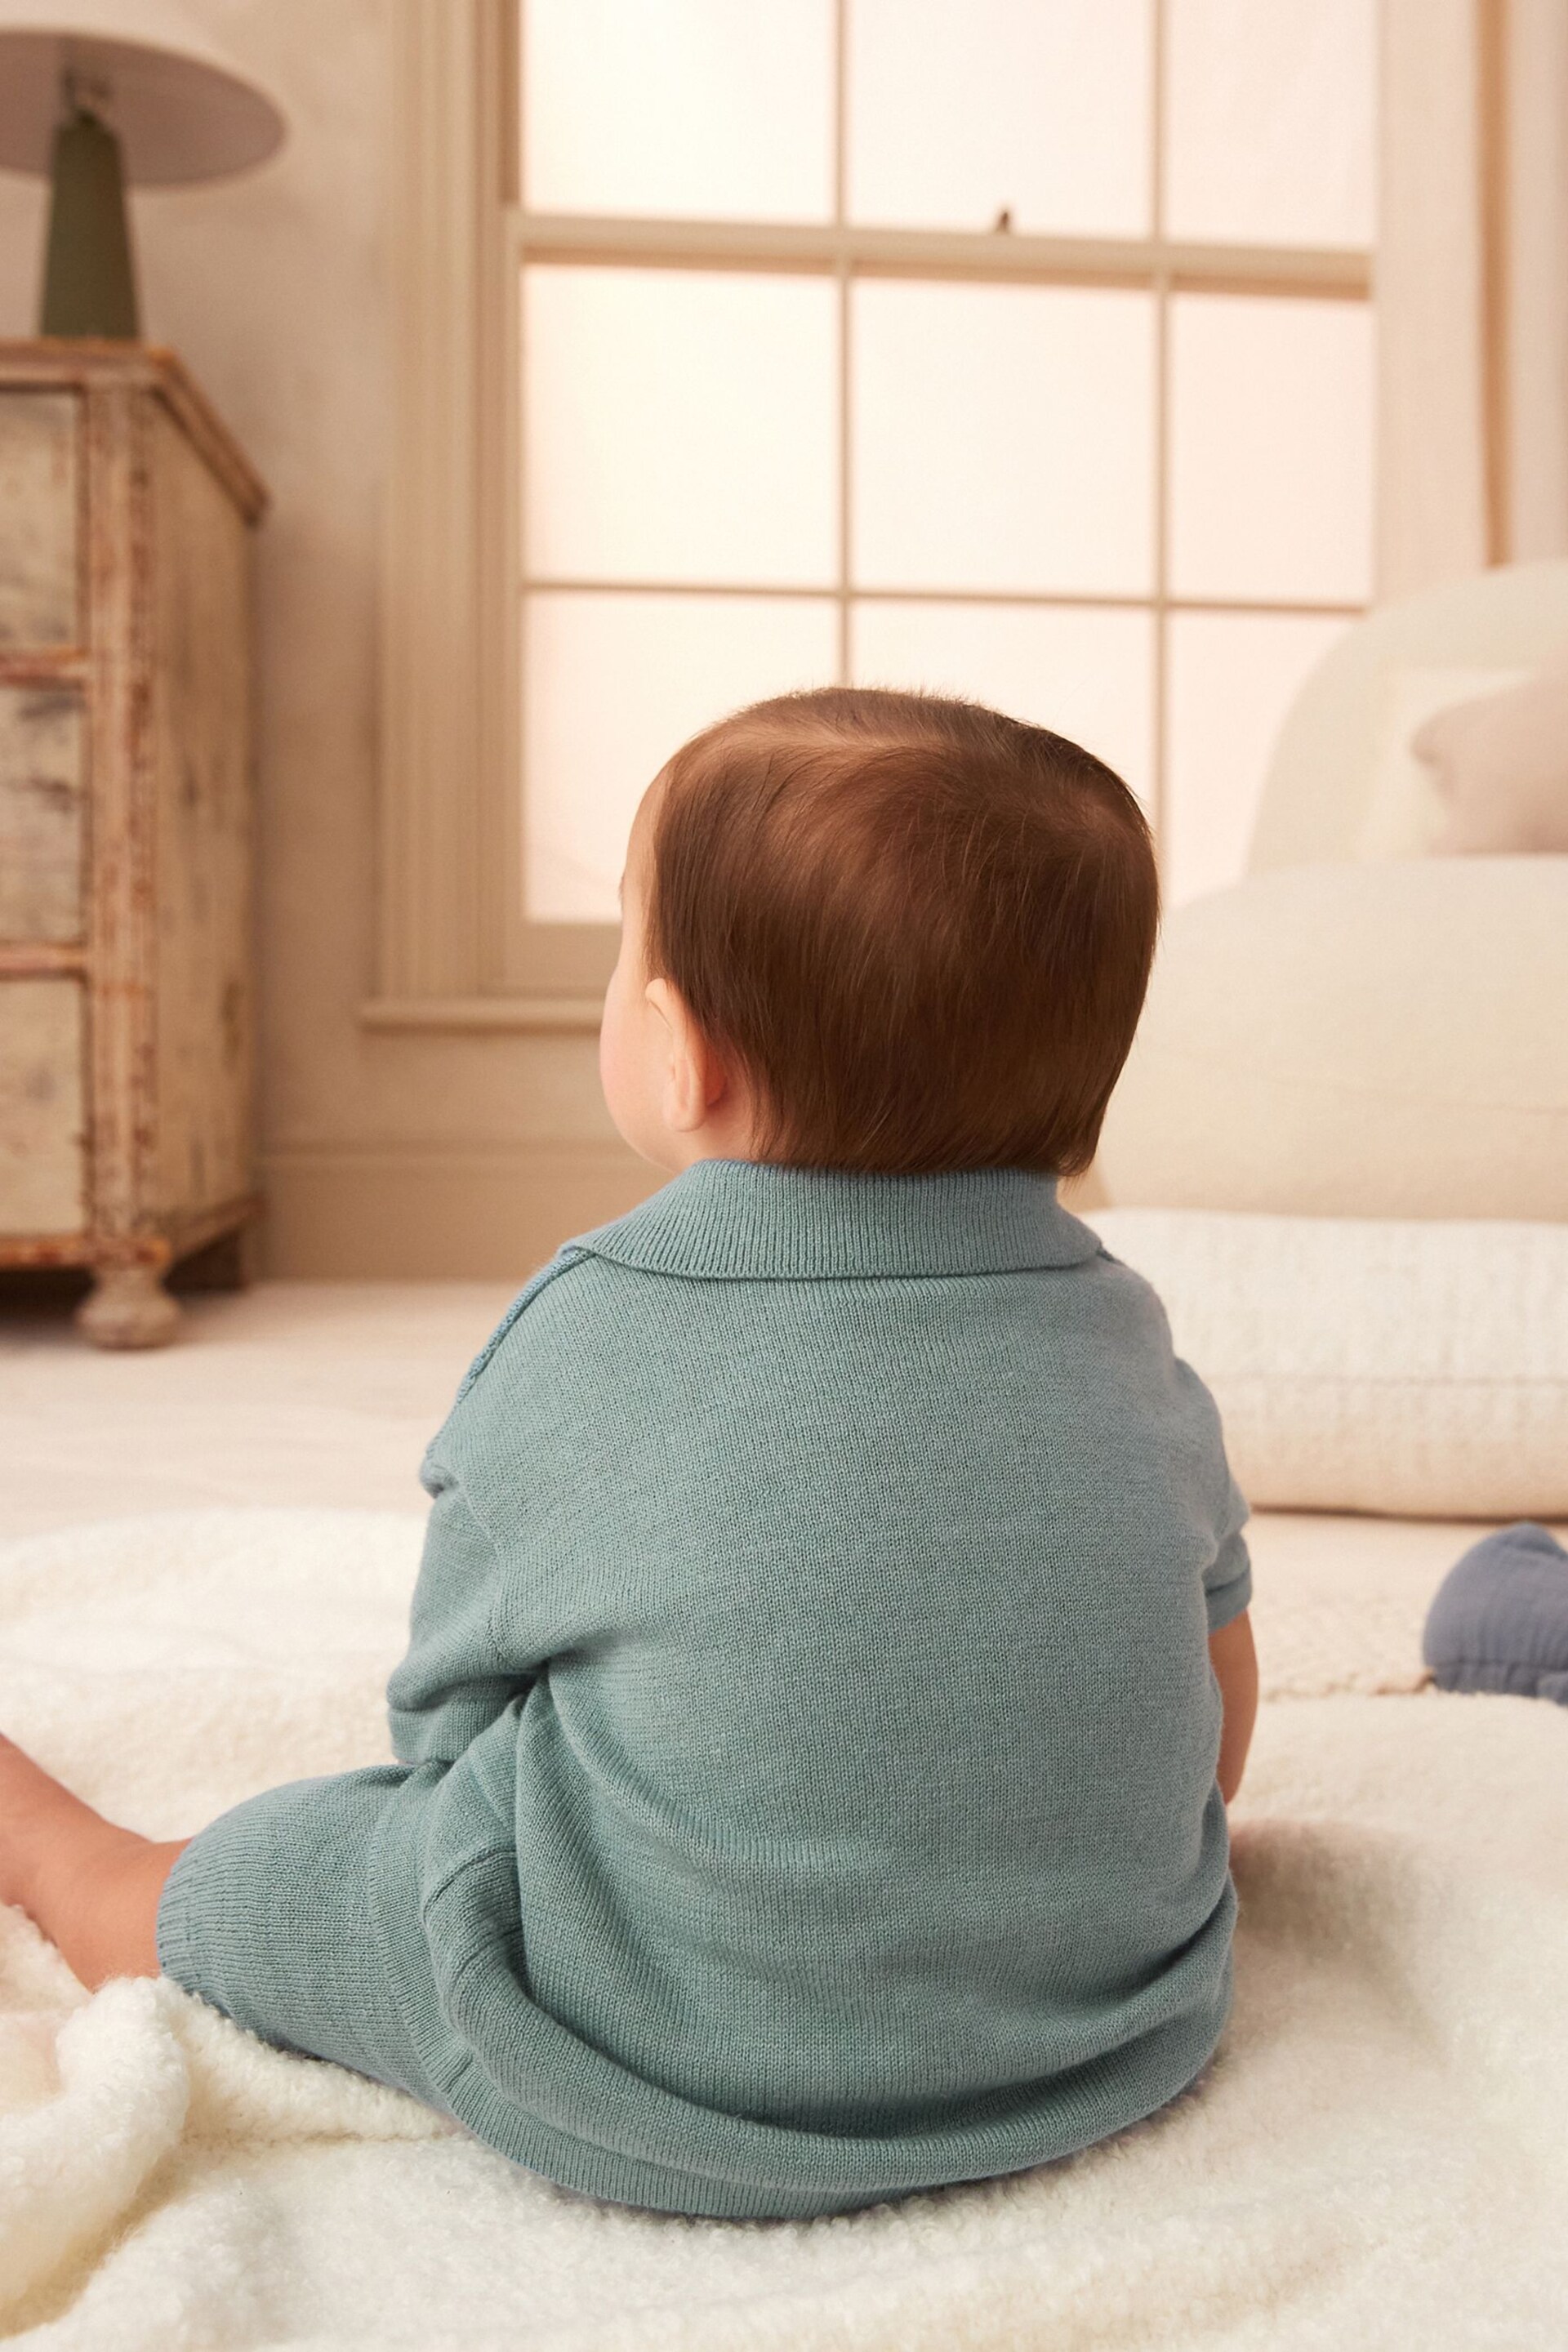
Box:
left=0, top=2, right=285, bottom=185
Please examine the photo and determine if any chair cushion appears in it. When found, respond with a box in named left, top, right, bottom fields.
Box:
left=1247, top=555, right=1568, bottom=870
left=1097, top=855, right=1568, bottom=1222
left=1423, top=1523, right=1568, bottom=1701
left=1086, top=1207, right=1568, bottom=1518
left=1412, top=666, right=1568, bottom=853
left=1352, top=663, right=1530, bottom=859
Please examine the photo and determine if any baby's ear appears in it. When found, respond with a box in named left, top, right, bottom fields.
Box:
left=646, top=977, right=710, bottom=1133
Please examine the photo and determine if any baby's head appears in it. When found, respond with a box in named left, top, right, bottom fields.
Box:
left=600, top=688, right=1158, bottom=1179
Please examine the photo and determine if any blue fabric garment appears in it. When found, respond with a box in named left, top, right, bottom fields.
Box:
left=1423, top=1521, right=1568, bottom=1704
left=158, top=1161, right=1251, bottom=2218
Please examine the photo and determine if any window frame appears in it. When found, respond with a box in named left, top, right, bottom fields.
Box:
left=370, top=0, right=1373, bottom=1034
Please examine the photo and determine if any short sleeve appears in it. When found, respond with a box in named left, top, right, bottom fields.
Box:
left=1165, top=1342, right=1253, bottom=1636
left=387, top=1478, right=520, bottom=1766
left=392, top=1246, right=592, bottom=1766
left=1203, top=1486, right=1253, bottom=1634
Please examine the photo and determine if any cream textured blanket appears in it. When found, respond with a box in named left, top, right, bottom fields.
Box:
left=2, top=1508, right=1566, bottom=2350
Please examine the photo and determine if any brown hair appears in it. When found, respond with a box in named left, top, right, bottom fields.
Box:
left=643, top=687, right=1158, bottom=1176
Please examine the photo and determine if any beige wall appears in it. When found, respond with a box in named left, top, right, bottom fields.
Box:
left=0, top=0, right=649, bottom=1277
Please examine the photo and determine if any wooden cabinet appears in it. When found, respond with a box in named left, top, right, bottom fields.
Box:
left=0, top=345, right=266, bottom=1345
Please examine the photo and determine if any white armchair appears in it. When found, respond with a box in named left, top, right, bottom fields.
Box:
left=1250, top=556, right=1568, bottom=872
left=1088, top=559, right=1568, bottom=1517
left=1097, top=559, right=1568, bottom=1223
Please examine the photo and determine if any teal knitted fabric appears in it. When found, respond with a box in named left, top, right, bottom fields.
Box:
left=157, top=1162, right=1251, bottom=2220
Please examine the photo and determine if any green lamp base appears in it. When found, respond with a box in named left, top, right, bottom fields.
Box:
left=40, top=109, right=140, bottom=341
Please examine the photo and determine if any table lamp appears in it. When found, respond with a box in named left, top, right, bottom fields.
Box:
left=0, top=2, right=285, bottom=339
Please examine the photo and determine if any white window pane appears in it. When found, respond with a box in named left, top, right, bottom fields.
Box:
left=853, top=283, right=1155, bottom=595
left=848, top=0, right=1151, bottom=234
left=524, top=268, right=838, bottom=587
left=851, top=600, right=1154, bottom=810
left=1169, top=295, right=1374, bottom=603
left=522, top=0, right=834, bottom=222
left=524, top=591, right=840, bottom=921
left=1165, top=0, right=1376, bottom=247
left=1165, top=611, right=1352, bottom=905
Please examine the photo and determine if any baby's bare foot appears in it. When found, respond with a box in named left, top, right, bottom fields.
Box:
left=0, top=1735, right=185, bottom=1985
left=0, top=1732, right=96, bottom=1915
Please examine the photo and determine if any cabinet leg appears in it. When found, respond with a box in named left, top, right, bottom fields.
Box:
left=76, top=1263, right=181, bottom=1350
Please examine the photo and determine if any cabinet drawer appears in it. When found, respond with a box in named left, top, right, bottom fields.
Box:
left=0, top=975, right=85, bottom=1236
left=0, top=391, right=79, bottom=648
left=0, top=685, right=86, bottom=942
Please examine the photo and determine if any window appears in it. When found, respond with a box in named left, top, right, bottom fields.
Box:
left=506, top=0, right=1374, bottom=986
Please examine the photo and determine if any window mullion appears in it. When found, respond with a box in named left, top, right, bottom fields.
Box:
left=835, top=0, right=851, bottom=684
left=509, top=208, right=1370, bottom=301
left=1152, top=0, right=1170, bottom=857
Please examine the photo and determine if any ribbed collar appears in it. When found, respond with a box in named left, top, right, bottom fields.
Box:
left=572, top=1159, right=1101, bottom=1282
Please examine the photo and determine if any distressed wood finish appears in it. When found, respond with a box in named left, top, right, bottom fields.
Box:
left=148, top=402, right=253, bottom=1218
left=0, top=976, right=84, bottom=1235
left=0, top=684, right=85, bottom=942
left=0, top=391, right=78, bottom=648
left=81, top=380, right=158, bottom=1254
left=0, top=345, right=266, bottom=1343
left=0, top=344, right=264, bottom=524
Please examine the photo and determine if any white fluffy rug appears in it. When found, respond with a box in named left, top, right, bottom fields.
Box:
left=2, top=1508, right=1567, bottom=2350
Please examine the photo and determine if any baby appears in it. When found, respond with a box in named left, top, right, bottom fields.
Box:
left=0, top=687, right=1257, bottom=2221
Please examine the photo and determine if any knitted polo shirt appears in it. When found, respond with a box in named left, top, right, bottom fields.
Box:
left=157, top=1160, right=1252, bottom=2220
